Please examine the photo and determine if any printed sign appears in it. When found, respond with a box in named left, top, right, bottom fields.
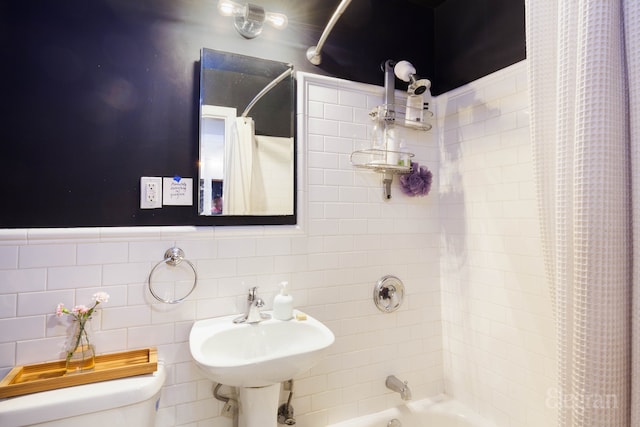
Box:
left=162, top=176, right=193, bottom=206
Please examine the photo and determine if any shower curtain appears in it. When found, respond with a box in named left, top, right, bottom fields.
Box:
left=250, top=135, right=294, bottom=215
left=224, top=117, right=255, bottom=215
left=526, top=1, right=640, bottom=426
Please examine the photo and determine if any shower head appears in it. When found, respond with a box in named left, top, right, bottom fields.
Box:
left=393, top=60, right=416, bottom=82
left=409, top=78, right=431, bottom=95
left=393, top=60, right=431, bottom=95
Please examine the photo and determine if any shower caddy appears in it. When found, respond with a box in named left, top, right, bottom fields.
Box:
left=350, top=60, right=433, bottom=199
left=305, top=3, right=433, bottom=199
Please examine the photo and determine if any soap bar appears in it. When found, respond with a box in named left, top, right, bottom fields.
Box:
left=295, top=312, right=307, bottom=321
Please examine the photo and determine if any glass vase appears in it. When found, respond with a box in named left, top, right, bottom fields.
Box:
left=65, top=318, right=95, bottom=374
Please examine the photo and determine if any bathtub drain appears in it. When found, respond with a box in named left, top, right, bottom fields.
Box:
left=387, top=419, right=401, bottom=427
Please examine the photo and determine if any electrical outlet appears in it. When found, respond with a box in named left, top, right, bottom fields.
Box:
left=140, top=177, right=162, bottom=209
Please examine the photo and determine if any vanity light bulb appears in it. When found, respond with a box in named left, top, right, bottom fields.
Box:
left=218, top=0, right=244, bottom=17
left=266, top=12, right=288, bottom=29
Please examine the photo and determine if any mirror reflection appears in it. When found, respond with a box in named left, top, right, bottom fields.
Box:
left=199, top=48, right=295, bottom=218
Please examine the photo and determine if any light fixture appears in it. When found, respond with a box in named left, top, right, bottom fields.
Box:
left=217, top=0, right=288, bottom=39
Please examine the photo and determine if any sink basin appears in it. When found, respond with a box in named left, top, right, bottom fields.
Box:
left=189, top=310, right=335, bottom=387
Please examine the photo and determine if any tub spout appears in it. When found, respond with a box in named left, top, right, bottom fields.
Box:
left=385, top=375, right=412, bottom=400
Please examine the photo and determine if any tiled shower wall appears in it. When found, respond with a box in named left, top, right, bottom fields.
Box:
left=0, top=73, right=442, bottom=426
left=437, top=61, right=558, bottom=426
left=0, top=64, right=557, bottom=427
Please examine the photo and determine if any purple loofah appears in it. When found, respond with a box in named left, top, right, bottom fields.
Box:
left=399, top=162, right=432, bottom=197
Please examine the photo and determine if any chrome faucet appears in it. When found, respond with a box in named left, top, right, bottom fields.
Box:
left=385, top=375, right=412, bottom=400
left=234, top=287, right=271, bottom=324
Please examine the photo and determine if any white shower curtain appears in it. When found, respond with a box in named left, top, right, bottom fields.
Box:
left=526, top=1, right=640, bottom=426
left=224, top=117, right=255, bottom=215
left=250, top=135, right=294, bottom=215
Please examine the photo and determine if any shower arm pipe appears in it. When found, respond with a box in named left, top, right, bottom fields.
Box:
left=383, top=59, right=396, bottom=110
left=241, top=66, right=294, bottom=118
left=306, top=0, right=353, bottom=65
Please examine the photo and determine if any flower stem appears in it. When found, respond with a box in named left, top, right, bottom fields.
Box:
left=66, top=319, right=89, bottom=362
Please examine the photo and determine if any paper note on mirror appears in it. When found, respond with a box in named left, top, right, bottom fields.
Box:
left=162, top=177, right=193, bottom=206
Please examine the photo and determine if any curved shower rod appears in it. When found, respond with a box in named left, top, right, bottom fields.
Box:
left=241, top=65, right=294, bottom=118
left=306, top=0, right=353, bottom=65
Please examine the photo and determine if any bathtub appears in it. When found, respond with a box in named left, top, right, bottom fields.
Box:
left=327, top=395, right=496, bottom=427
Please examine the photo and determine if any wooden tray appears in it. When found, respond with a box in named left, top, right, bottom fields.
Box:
left=0, top=347, right=157, bottom=398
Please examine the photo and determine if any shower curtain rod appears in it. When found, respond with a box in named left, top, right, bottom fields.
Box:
left=306, top=0, right=353, bottom=65
left=241, top=66, right=294, bottom=118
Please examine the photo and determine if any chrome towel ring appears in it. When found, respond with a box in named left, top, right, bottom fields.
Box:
left=148, top=247, right=198, bottom=304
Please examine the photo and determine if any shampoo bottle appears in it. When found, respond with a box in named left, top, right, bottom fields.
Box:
left=405, top=93, right=424, bottom=128
left=399, top=139, right=410, bottom=168
left=385, top=127, right=399, bottom=165
left=273, top=281, right=293, bottom=320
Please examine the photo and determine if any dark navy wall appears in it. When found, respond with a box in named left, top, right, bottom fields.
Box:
left=433, top=0, right=526, bottom=94
left=2, top=1, right=203, bottom=227
left=0, top=0, right=524, bottom=228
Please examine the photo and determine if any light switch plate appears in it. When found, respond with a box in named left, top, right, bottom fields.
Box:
left=140, top=177, right=162, bottom=209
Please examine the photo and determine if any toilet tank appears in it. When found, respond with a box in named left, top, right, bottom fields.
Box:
left=0, top=362, right=165, bottom=427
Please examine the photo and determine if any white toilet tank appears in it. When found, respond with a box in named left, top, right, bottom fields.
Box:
left=0, top=362, right=165, bottom=427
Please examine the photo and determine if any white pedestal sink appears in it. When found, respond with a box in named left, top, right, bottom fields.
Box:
left=189, top=310, right=335, bottom=427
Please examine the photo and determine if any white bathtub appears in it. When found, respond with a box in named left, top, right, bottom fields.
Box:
left=327, top=395, right=496, bottom=427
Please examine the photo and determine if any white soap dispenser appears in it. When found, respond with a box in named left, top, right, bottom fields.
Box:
left=273, top=281, right=293, bottom=320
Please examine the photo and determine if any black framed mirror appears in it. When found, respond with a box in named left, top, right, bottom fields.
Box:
left=198, top=48, right=296, bottom=224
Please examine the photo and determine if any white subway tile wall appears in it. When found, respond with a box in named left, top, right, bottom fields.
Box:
left=0, top=73, right=441, bottom=427
left=0, top=64, right=556, bottom=427
left=437, top=61, right=557, bottom=427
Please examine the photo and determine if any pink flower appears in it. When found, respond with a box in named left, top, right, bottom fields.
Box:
left=73, top=305, right=89, bottom=315
left=93, top=292, right=109, bottom=304
left=55, top=292, right=109, bottom=322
